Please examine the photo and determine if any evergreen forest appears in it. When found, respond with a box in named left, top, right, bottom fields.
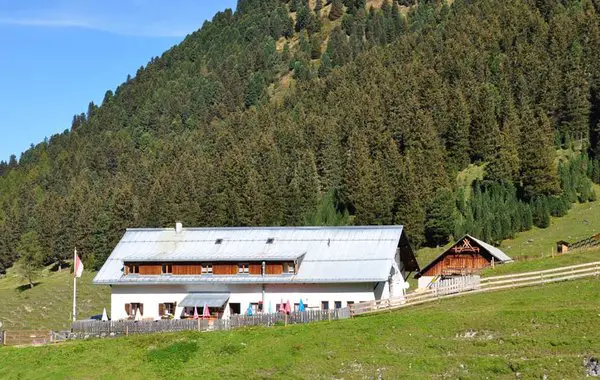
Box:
left=1, top=0, right=600, bottom=273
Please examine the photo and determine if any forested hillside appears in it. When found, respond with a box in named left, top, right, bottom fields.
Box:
left=1, top=0, right=600, bottom=274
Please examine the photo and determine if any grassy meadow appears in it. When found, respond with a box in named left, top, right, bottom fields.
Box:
left=1, top=277, right=599, bottom=378
left=0, top=266, right=109, bottom=331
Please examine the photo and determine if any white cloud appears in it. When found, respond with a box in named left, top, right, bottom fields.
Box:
left=0, top=1, right=232, bottom=37
left=0, top=17, right=92, bottom=29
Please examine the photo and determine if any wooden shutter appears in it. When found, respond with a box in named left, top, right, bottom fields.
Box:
left=249, top=263, right=261, bottom=275
left=159, top=303, right=165, bottom=316
left=125, top=303, right=131, bottom=316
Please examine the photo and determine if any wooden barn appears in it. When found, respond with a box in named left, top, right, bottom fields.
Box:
left=415, top=235, right=513, bottom=289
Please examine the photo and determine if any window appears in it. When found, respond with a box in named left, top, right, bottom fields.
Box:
left=127, top=264, right=139, bottom=274
left=266, top=238, right=274, bottom=244
left=334, top=301, right=342, bottom=309
left=321, top=301, right=329, bottom=310
left=347, top=301, right=354, bottom=307
left=215, top=238, right=223, bottom=244
left=202, top=264, right=213, bottom=274
left=161, top=264, right=172, bottom=274
left=126, top=302, right=143, bottom=318
left=282, top=262, right=295, bottom=274
left=159, top=302, right=176, bottom=318
left=238, top=263, right=249, bottom=274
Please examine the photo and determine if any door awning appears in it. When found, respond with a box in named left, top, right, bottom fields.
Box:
left=180, top=293, right=230, bottom=307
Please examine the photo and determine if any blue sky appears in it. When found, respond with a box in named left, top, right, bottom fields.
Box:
left=0, top=0, right=237, bottom=161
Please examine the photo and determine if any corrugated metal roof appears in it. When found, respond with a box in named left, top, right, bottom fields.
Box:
left=467, top=235, right=513, bottom=263
left=415, top=234, right=513, bottom=278
left=94, top=226, right=410, bottom=285
left=179, top=293, right=230, bottom=307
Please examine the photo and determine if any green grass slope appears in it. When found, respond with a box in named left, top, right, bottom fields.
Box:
left=1, top=278, right=599, bottom=379
left=0, top=267, right=109, bottom=331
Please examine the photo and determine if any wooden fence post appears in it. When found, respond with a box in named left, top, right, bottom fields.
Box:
left=3, top=330, right=6, bottom=346
left=125, top=325, right=129, bottom=336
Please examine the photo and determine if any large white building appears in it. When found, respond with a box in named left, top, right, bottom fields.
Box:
left=93, top=224, right=419, bottom=320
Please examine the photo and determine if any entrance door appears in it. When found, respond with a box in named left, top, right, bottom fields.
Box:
left=229, top=303, right=241, bottom=315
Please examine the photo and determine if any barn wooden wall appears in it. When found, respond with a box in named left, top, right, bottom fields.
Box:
left=421, top=253, right=491, bottom=276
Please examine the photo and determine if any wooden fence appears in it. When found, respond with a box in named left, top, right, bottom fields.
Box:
left=71, top=308, right=350, bottom=336
left=570, top=234, right=600, bottom=251
left=351, top=260, right=600, bottom=316
left=2, top=330, right=53, bottom=346
left=429, top=275, right=480, bottom=295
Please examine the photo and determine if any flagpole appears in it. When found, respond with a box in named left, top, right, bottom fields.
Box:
left=73, top=247, right=77, bottom=322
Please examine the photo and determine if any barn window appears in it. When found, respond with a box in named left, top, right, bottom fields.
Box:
left=321, top=301, right=329, bottom=310
left=161, top=264, right=172, bottom=274
left=202, top=264, right=213, bottom=274
left=334, top=301, right=342, bottom=309
left=128, top=264, right=139, bottom=274
left=238, top=263, right=249, bottom=274
left=266, top=238, right=274, bottom=244
left=215, top=238, right=223, bottom=244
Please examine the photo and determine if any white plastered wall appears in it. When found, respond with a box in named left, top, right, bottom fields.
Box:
left=109, top=282, right=382, bottom=320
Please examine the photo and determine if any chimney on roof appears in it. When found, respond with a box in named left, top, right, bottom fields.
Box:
left=175, top=221, right=183, bottom=234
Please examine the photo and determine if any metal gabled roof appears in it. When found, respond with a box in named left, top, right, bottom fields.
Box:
left=415, top=234, right=513, bottom=278
left=467, top=235, right=513, bottom=263
left=94, top=225, right=414, bottom=285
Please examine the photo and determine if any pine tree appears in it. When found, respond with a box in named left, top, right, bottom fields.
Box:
left=315, top=0, right=323, bottom=13
left=329, top=0, right=344, bottom=20
left=15, top=231, right=44, bottom=288
left=318, top=52, right=333, bottom=77
left=445, top=89, right=471, bottom=171
left=519, top=107, right=561, bottom=200
left=560, top=41, right=590, bottom=141
left=245, top=73, right=265, bottom=107
left=326, top=26, right=350, bottom=66
left=470, top=83, right=501, bottom=162
left=424, top=188, right=456, bottom=246
left=290, top=0, right=300, bottom=12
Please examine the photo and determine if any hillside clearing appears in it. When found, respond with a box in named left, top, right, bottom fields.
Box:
left=1, top=278, right=599, bottom=378
left=0, top=267, right=109, bottom=331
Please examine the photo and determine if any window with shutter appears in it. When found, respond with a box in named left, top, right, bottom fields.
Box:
left=125, top=303, right=132, bottom=316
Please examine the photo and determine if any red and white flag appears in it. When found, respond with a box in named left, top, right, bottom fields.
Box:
left=74, top=251, right=84, bottom=278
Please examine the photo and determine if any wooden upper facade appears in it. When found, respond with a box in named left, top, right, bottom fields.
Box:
left=416, top=236, right=511, bottom=278
left=124, top=261, right=297, bottom=276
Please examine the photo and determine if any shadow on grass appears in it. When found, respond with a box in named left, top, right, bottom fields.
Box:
left=15, top=282, right=42, bottom=292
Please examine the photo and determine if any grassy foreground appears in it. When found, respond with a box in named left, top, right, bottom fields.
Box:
left=0, top=267, right=109, bottom=331
left=1, top=278, right=600, bottom=379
